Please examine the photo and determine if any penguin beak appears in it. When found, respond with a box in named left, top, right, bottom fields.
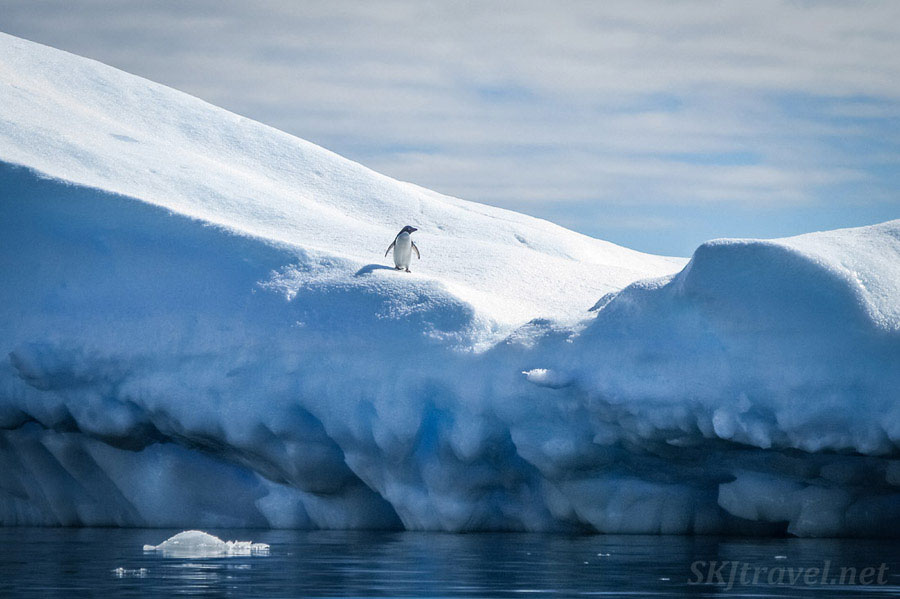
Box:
left=409, top=227, right=418, bottom=233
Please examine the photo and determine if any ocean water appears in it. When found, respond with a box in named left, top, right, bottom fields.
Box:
left=0, top=528, right=897, bottom=598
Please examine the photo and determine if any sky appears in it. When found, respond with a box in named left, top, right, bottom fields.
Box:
left=2, top=0, right=899, bottom=256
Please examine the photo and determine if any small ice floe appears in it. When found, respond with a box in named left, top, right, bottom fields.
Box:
left=112, top=567, right=148, bottom=578
left=774, top=555, right=787, bottom=560
left=142, top=530, right=270, bottom=558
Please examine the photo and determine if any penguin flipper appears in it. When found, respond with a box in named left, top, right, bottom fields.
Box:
left=384, top=241, right=395, bottom=257
left=411, top=242, right=420, bottom=260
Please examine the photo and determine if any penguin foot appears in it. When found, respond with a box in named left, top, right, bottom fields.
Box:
left=394, top=266, right=402, bottom=270
left=405, top=268, right=411, bottom=273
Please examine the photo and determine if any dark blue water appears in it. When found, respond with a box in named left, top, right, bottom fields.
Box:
left=0, top=528, right=897, bottom=598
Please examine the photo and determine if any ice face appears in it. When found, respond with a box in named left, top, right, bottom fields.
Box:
left=0, top=32, right=898, bottom=537
left=143, top=531, right=270, bottom=558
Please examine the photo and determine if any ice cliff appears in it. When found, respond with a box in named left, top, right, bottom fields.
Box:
left=1, top=33, right=898, bottom=536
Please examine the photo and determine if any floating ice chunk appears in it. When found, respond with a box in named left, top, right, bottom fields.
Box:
left=112, top=567, right=148, bottom=578
left=142, top=530, right=270, bottom=558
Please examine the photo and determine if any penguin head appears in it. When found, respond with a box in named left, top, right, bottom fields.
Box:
left=400, top=225, right=418, bottom=234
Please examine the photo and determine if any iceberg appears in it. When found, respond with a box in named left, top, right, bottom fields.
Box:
left=0, top=33, right=898, bottom=536
left=143, top=530, right=269, bottom=558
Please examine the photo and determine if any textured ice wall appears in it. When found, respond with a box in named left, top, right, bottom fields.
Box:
left=1, top=165, right=898, bottom=536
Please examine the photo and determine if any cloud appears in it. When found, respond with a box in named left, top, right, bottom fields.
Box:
left=2, top=0, right=899, bottom=254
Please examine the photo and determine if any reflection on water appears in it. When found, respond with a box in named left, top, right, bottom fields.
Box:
left=0, top=528, right=897, bottom=598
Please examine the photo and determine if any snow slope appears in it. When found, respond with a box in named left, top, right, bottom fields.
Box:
left=1, top=33, right=898, bottom=536
left=0, top=32, right=681, bottom=335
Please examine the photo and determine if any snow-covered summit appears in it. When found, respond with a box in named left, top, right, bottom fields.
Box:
left=1, top=33, right=898, bottom=537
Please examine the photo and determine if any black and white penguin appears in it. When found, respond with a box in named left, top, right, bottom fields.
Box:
left=384, top=225, right=420, bottom=272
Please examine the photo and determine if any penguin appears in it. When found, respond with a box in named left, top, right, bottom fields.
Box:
left=384, top=225, right=420, bottom=272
